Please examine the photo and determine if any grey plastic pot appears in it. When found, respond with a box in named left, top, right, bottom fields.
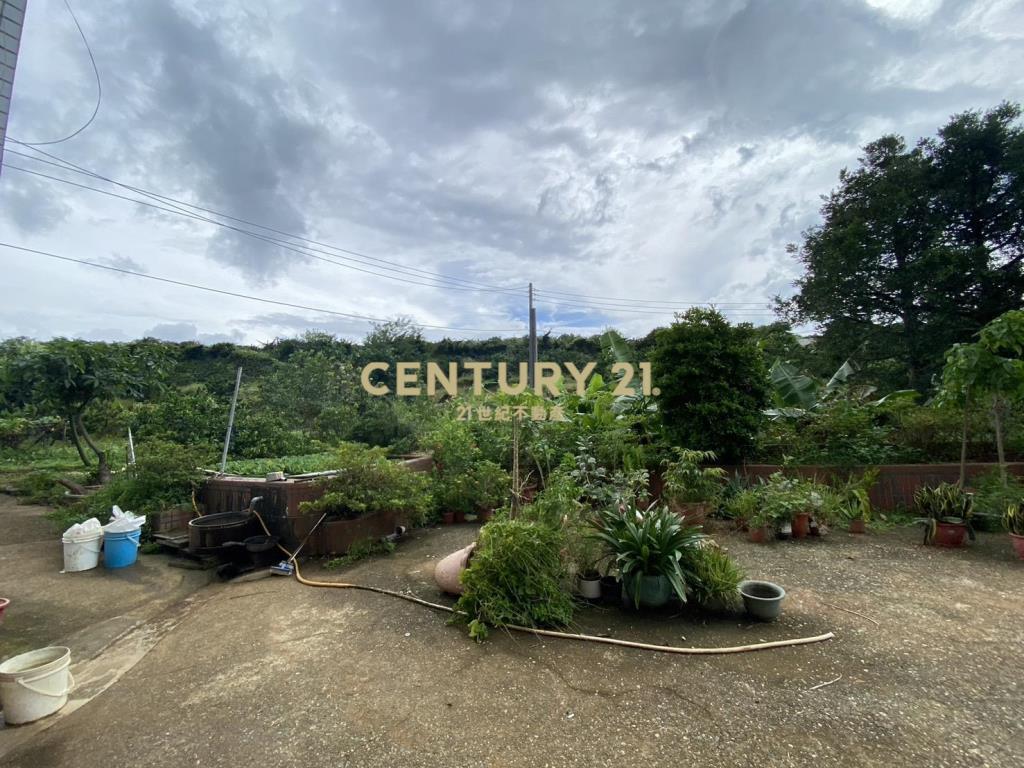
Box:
left=738, top=580, right=786, bottom=621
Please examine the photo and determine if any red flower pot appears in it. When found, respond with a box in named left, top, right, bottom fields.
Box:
left=441, top=511, right=455, bottom=526
left=849, top=518, right=867, bottom=534
left=1009, top=533, right=1024, bottom=560
left=933, top=521, right=967, bottom=548
left=792, top=512, right=810, bottom=539
left=748, top=526, right=769, bottom=544
left=478, top=509, right=493, bottom=523
left=453, top=510, right=467, bottom=524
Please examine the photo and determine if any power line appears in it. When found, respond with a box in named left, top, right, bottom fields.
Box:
left=535, top=287, right=769, bottom=307
left=5, top=163, right=529, bottom=297
left=7, top=144, right=521, bottom=293
left=14, top=0, right=102, bottom=146
left=534, top=294, right=774, bottom=316
left=8, top=145, right=777, bottom=311
left=0, top=242, right=525, bottom=334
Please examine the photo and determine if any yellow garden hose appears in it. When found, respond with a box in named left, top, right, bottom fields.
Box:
left=253, top=510, right=835, bottom=656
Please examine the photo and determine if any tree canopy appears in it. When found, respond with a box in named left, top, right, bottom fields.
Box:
left=780, top=103, right=1024, bottom=393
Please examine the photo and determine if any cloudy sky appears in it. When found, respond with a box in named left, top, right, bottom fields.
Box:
left=1, top=0, right=1022, bottom=344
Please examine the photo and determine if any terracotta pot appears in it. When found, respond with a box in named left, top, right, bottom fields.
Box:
left=434, top=543, right=476, bottom=595
left=849, top=518, right=867, bottom=534
left=453, top=510, right=467, bottom=524
left=669, top=500, right=710, bottom=528
left=933, top=521, right=967, bottom=548
left=748, top=525, right=769, bottom=544
left=441, top=511, right=455, bottom=526
left=1009, top=533, right=1024, bottom=560
left=478, top=508, right=493, bottom=523
left=792, top=512, right=810, bottom=539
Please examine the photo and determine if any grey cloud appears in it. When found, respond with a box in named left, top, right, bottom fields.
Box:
left=2, top=0, right=1021, bottom=343
left=144, top=322, right=243, bottom=345
left=0, top=170, right=71, bottom=233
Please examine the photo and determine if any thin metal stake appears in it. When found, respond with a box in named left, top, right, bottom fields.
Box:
left=220, top=366, right=243, bottom=473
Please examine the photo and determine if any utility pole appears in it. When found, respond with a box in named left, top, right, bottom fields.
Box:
left=528, top=282, right=537, bottom=389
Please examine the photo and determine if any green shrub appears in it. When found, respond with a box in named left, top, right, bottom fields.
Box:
left=680, top=545, right=744, bottom=608
left=662, top=448, right=726, bottom=504
left=9, top=470, right=67, bottom=505
left=454, top=520, right=574, bottom=640
left=970, top=470, right=1023, bottom=532
left=299, top=443, right=432, bottom=525
left=77, top=440, right=210, bottom=521
left=650, top=308, right=769, bottom=463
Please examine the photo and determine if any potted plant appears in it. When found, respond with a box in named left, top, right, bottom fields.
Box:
left=723, top=485, right=759, bottom=532
left=1003, top=503, right=1024, bottom=560
left=914, top=483, right=975, bottom=547
left=661, top=448, right=726, bottom=528
left=841, top=469, right=877, bottom=534
left=570, top=535, right=606, bottom=600
left=747, top=507, right=772, bottom=543
left=591, top=503, right=706, bottom=609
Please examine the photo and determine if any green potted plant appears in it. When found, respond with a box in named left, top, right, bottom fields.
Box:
left=1003, top=503, right=1024, bottom=560
left=914, top=483, right=975, bottom=547
left=841, top=469, right=878, bottom=534
left=661, top=448, right=726, bottom=528
left=571, top=536, right=606, bottom=600
left=591, top=503, right=705, bottom=608
left=746, top=503, right=776, bottom=543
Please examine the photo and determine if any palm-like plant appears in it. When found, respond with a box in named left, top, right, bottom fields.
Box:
left=591, top=503, right=706, bottom=607
left=1003, top=503, right=1024, bottom=536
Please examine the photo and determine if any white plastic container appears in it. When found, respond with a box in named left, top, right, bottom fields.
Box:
left=62, top=531, right=102, bottom=572
left=0, top=646, right=74, bottom=725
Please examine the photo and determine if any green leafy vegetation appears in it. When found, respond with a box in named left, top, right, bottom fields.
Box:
left=298, top=444, right=432, bottom=526
left=453, top=520, right=574, bottom=640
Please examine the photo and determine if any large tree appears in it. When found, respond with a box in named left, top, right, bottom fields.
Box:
left=780, top=103, right=1024, bottom=393
left=650, top=308, right=769, bottom=462
left=11, top=339, right=170, bottom=482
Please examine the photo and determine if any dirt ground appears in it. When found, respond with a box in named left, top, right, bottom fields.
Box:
left=1, top=499, right=1021, bottom=767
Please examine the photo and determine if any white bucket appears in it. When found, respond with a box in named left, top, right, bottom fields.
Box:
left=62, top=531, right=102, bottom=572
left=0, top=646, right=74, bottom=725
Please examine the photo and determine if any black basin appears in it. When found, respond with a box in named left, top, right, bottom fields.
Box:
left=188, top=511, right=257, bottom=553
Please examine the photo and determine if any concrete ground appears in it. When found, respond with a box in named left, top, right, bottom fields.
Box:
left=1, top=501, right=1022, bottom=767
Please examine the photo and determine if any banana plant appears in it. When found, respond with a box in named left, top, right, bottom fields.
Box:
left=765, top=357, right=916, bottom=419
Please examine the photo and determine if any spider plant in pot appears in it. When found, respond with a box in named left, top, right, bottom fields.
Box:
left=591, top=503, right=706, bottom=609
left=914, top=483, right=975, bottom=547
left=1003, top=503, right=1024, bottom=560
left=661, top=448, right=726, bottom=528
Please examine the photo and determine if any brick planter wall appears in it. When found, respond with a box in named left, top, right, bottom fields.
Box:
left=723, top=462, right=1024, bottom=510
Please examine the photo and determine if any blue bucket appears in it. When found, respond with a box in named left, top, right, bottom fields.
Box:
left=103, top=529, right=141, bottom=569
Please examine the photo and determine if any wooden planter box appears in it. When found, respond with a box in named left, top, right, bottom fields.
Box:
left=199, top=454, right=430, bottom=555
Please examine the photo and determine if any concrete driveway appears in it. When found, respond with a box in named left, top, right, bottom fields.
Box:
left=1, top=504, right=1022, bottom=767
